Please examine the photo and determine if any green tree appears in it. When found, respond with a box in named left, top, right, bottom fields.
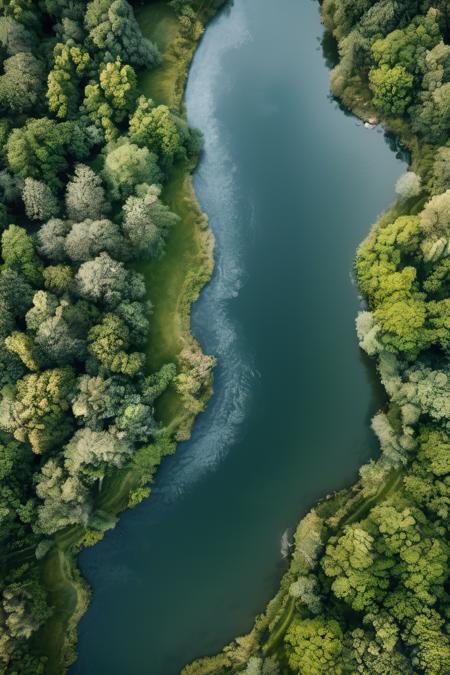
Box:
left=129, top=97, right=188, bottom=166
left=284, top=617, right=344, bottom=674
left=102, top=140, right=162, bottom=200
left=87, top=313, right=145, bottom=376
left=2, top=224, right=42, bottom=284
left=6, top=117, right=85, bottom=190
left=4, top=331, right=41, bottom=371
left=0, top=52, right=45, bottom=115
left=85, top=0, right=160, bottom=68
left=5, top=367, right=76, bottom=454
left=47, top=42, right=90, bottom=119
left=369, top=64, right=414, bottom=116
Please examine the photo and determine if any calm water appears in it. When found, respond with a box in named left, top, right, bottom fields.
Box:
left=72, top=1, right=405, bottom=673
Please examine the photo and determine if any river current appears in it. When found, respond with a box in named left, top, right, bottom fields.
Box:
left=72, top=1, right=405, bottom=673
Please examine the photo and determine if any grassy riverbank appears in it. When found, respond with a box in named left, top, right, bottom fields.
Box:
left=32, top=3, right=222, bottom=672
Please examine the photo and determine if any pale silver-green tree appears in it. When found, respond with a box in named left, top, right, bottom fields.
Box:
left=395, top=172, right=422, bottom=198
left=65, top=218, right=126, bottom=262
left=122, top=184, right=178, bottom=258
left=75, top=252, right=145, bottom=306
left=37, top=218, right=72, bottom=262
left=356, top=311, right=382, bottom=355
left=64, top=428, right=132, bottom=476
left=420, top=190, right=450, bottom=238
left=65, top=164, right=106, bottom=221
left=22, top=178, right=59, bottom=222
left=289, top=575, right=321, bottom=613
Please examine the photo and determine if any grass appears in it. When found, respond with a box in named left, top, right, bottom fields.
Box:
left=263, top=596, right=296, bottom=656
left=137, top=162, right=214, bottom=428
left=34, top=3, right=220, bottom=672
left=137, top=2, right=185, bottom=106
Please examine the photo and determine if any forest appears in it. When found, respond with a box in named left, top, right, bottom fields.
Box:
left=0, top=0, right=220, bottom=672
left=186, top=1, right=450, bottom=674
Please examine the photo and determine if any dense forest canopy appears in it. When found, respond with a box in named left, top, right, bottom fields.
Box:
left=0, top=0, right=213, bottom=672
left=186, top=1, right=450, bottom=674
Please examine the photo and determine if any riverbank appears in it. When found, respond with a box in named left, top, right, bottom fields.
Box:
left=32, top=3, right=222, bottom=672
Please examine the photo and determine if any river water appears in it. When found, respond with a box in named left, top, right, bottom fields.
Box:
left=72, top=1, right=405, bottom=673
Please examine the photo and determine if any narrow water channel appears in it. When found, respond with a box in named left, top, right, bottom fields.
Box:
left=72, top=1, right=405, bottom=673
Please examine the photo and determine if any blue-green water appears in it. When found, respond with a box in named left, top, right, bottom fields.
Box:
left=72, top=1, right=405, bottom=673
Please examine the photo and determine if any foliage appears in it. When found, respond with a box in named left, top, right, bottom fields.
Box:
left=284, top=617, right=344, bottom=674
left=102, top=139, right=162, bottom=200
left=0, top=4, right=177, bottom=659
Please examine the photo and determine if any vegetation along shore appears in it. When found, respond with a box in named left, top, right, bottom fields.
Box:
left=185, top=0, right=450, bottom=673
left=0, top=1, right=224, bottom=672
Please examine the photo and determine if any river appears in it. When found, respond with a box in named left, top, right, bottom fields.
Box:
left=72, top=1, right=405, bottom=673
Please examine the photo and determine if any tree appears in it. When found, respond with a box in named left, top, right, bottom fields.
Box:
left=420, top=190, right=450, bottom=239
left=0, top=268, right=33, bottom=320
left=2, top=581, right=51, bottom=639
left=1, top=367, right=75, bottom=454
left=0, top=16, right=35, bottom=55
left=64, top=428, right=132, bottom=477
left=284, top=617, right=344, bottom=674
left=84, top=0, right=160, bottom=68
left=369, top=64, right=414, bottom=116
left=2, top=224, right=42, bottom=284
left=116, top=300, right=149, bottom=347
left=64, top=218, right=126, bottom=262
left=37, top=218, right=72, bottom=262
left=102, top=140, right=162, bottom=200
left=6, top=117, right=87, bottom=190
left=289, top=575, right=321, bottom=613
left=43, top=265, right=73, bottom=294
left=430, top=147, right=450, bottom=195
left=322, top=0, right=375, bottom=39
left=417, top=426, right=450, bottom=478
left=98, top=58, right=137, bottom=121
left=35, top=457, right=90, bottom=534
left=0, top=52, right=45, bottom=115
left=122, top=184, right=178, bottom=258
left=349, top=628, right=413, bottom=674
left=4, top=331, right=41, bottom=371
left=22, top=178, right=59, bottom=222
left=71, top=374, right=124, bottom=429
left=87, top=312, right=145, bottom=375
left=35, top=313, right=86, bottom=365
left=395, top=172, right=421, bottom=198
left=129, top=97, right=188, bottom=166
left=406, top=611, right=450, bottom=674
left=65, top=164, right=106, bottom=221
left=47, top=42, right=90, bottom=119
left=25, top=291, right=59, bottom=332
left=75, top=252, right=145, bottom=306
left=114, top=401, right=154, bottom=443
left=322, top=525, right=388, bottom=611
left=371, top=11, right=440, bottom=77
